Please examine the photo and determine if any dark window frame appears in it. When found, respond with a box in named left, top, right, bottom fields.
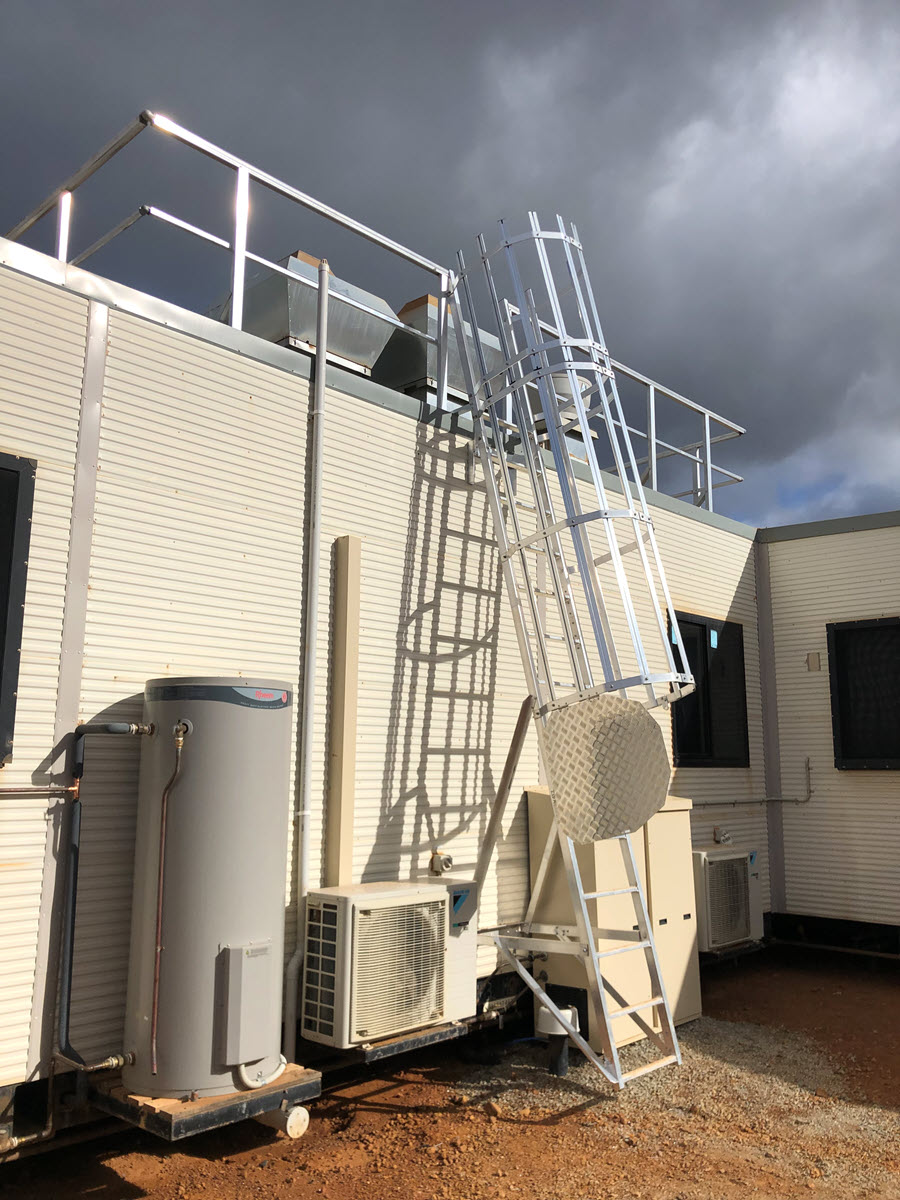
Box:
left=670, top=609, right=750, bottom=769
left=827, top=616, right=900, bottom=770
left=0, top=453, right=36, bottom=767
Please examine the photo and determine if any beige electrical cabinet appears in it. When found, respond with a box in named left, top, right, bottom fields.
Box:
left=526, top=789, right=701, bottom=1051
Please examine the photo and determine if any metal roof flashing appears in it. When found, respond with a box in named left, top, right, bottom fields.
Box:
left=0, top=234, right=756, bottom=542
left=757, top=510, right=900, bottom=543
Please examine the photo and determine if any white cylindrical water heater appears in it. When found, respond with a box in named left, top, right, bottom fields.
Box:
left=123, top=678, right=292, bottom=1098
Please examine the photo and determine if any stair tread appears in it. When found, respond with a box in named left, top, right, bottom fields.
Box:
left=620, top=1055, right=679, bottom=1082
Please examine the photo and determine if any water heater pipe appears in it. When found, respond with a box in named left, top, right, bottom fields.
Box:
left=237, top=1053, right=287, bottom=1089
left=284, top=259, right=329, bottom=1063
left=59, top=723, right=150, bottom=1066
left=150, top=721, right=189, bottom=1075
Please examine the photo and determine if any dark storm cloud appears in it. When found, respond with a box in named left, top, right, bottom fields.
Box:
left=2, top=0, right=899, bottom=525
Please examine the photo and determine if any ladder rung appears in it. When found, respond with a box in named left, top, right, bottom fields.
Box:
left=609, top=996, right=663, bottom=1018
left=527, top=631, right=581, bottom=644
left=583, top=887, right=639, bottom=900
left=595, top=940, right=650, bottom=959
left=620, top=1055, right=678, bottom=1083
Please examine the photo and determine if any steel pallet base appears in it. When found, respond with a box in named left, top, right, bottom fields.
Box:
left=88, top=1064, right=321, bottom=1141
left=357, top=1021, right=468, bottom=1063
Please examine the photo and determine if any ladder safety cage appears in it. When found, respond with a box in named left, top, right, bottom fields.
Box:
left=451, top=214, right=693, bottom=716
left=454, top=214, right=696, bottom=1089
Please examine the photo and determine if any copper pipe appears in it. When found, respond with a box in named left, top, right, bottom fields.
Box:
left=150, top=722, right=188, bottom=1075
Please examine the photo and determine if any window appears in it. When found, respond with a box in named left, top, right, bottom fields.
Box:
left=0, top=454, right=36, bottom=767
left=827, top=617, right=900, bottom=769
left=671, top=612, right=749, bottom=768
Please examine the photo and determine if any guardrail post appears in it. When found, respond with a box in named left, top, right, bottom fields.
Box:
left=703, top=412, right=713, bottom=512
left=55, top=191, right=72, bottom=262
left=435, top=270, right=450, bottom=411
left=230, top=166, right=250, bottom=330
left=647, top=384, right=657, bottom=491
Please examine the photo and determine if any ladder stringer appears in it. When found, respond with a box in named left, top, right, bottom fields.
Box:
left=489, top=932, right=619, bottom=1087
left=495, top=826, right=681, bottom=1088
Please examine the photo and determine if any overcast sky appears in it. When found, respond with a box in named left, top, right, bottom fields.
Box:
left=3, top=0, right=899, bottom=526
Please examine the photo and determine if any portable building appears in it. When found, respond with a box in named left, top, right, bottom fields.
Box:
left=0, top=232, right=769, bottom=1092
left=1, top=113, right=898, bottom=1148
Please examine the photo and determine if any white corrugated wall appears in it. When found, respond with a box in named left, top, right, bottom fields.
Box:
left=70, top=311, right=309, bottom=1061
left=655, top=508, right=769, bottom=905
left=766, top=527, right=900, bottom=924
left=0, top=269, right=87, bottom=1085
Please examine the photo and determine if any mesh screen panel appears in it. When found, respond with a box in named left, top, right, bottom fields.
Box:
left=708, top=856, right=750, bottom=948
left=352, top=900, right=445, bottom=1040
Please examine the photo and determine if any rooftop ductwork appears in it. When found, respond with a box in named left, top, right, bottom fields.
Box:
left=210, top=251, right=400, bottom=374
left=372, top=294, right=506, bottom=400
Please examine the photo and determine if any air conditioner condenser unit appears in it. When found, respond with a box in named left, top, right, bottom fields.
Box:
left=693, top=847, right=763, bottom=952
left=300, top=880, right=478, bottom=1049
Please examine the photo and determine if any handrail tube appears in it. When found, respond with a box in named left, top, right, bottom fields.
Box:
left=571, top=417, right=743, bottom=477
left=70, top=208, right=146, bottom=267
left=490, top=297, right=745, bottom=435
left=147, top=112, right=445, bottom=276
left=70, top=207, right=438, bottom=345
left=608, top=357, right=746, bottom=434
left=5, top=113, right=151, bottom=241
left=145, top=205, right=231, bottom=249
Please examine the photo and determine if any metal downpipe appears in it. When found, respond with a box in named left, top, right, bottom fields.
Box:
left=283, top=259, right=329, bottom=1063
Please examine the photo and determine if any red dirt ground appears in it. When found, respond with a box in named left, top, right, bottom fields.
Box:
left=2, top=946, right=898, bottom=1200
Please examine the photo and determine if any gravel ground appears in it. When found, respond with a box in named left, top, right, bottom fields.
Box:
left=456, top=1017, right=900, bottom=1196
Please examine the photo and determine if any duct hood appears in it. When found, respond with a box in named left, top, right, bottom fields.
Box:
left=210, top=251, right=400, bottom=373
left=372, top=294, right=506, bottom=399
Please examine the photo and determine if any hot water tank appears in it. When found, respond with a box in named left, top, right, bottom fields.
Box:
left=123, top=678, right=292, bottom=1098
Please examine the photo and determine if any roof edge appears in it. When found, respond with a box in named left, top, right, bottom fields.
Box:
left=758, top=509, right=900, bottom=543
left=0, top=235, right=758, bottom=541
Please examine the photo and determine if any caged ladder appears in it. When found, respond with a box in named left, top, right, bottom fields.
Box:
left=453, top=213, right=694, bottom=1087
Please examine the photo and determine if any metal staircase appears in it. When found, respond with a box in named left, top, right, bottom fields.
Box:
left=453, top=213, right=693, bottom=1087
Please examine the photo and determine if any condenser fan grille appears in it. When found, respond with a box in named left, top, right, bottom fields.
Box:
left=708, top=856, right=750, bottom=947
left=352, top=900, right=445, bottom=1040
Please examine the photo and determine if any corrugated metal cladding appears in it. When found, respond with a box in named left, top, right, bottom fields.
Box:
left=0, top=259, right=767, bottom=1079
left=652, top=508, right=769, bottom=906
left=0, top=269, right=87, bottom=1085
left=71, top=312, right=308, bottom=1063
left=767, top=528, right=900, bottom=925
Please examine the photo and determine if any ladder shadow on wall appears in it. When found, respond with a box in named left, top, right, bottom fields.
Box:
left=361, top=417, right=521, bottom=907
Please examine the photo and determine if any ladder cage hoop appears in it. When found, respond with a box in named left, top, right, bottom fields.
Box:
left=462, top=215, right=693, bottom=710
